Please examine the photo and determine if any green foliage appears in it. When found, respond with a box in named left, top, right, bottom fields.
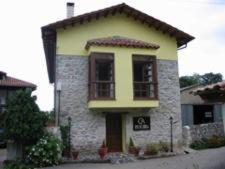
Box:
left=190, top=135, right=225, bottom=150
left=129, top=137, right=135, bottom=147
left=158, top=140, right=169, bottom=152
left=0, top=89, right=48, bottom=145
left=201, top=73, right=223, bottom=86
left=145, top=143, right=159, bottom=155
left=26, top=133, right=62, bottom=167
left=179, top=72, right=223, bottom=88
left=60, top=125, right=70, bottom=151
left=3, top=160, right=34, bottom=169
left=179, top=73, right=200, bottom=88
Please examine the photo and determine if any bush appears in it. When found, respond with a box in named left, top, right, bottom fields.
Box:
left=145, top=143, right=159, bottom=155
left=190, top=136, right=225, bottom=150
left=190, top=140, right=208, bottom=150
left=129, top=137, right=135, bottom=147
left=60, top=125, right=70, bottom=152
left=26, top=134, right=62, bottom=167
left=159, top=140, right=169, bottom=152
left=0, top=89, right=48, bottom=147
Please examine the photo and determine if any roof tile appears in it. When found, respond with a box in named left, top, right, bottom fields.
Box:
left=85, top=36, right=160, bottom=49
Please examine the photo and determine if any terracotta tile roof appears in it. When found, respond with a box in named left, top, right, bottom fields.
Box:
left=0, top=73, right=36, bottom=89
left=192, top=81, right=225, bottom=94
left=42, top=3, right=195, bottom=83
left=85, top=36, right=160, bottom=50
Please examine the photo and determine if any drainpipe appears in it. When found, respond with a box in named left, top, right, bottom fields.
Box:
left=222, top=104, right=225, bottom=133
left=170, top=117, right=173, bottom=152
left=56, top=82, right=62, bottom=126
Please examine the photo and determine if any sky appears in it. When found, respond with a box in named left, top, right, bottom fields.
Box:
left=0, top=0, right=224, bottom=110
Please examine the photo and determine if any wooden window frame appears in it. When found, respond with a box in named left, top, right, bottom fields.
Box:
left=132, top=54, right=158, bottom=100
left=89, top=52, right=115, bottom=100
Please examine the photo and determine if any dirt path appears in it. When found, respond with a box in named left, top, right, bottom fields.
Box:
left=43, top=147, right=225, bottom=169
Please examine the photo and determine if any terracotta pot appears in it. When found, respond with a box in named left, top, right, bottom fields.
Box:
left=62, top=150, right=71, bottom=158
left=128, top=146, right=140, bottom=156
left=72, top=151, right=79, bottom=160
left=98, top=147, right=108, bottom=159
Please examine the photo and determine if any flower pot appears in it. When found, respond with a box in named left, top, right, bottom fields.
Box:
left=62, top=150, right=71, bottom=158
left=72, top=151, right=79, bottom=160
left=128, top=146, right=140, bottom=156
left=98, top=147, right=108, bottom=159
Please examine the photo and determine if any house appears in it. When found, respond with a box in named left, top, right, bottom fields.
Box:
left=42, top=3, right=194, bottom=153
left=181, top=83, right=225, bottom=141
left=0, top=71, right=36, bottom=113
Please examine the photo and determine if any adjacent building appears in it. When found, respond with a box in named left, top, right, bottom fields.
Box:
left=181, top=83, right=225, bottom=141
left=42, top=3, right=194, bottom=152
left=0, top=71, right=36, bottom=113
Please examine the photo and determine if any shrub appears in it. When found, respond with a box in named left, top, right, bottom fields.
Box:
left=207, top=135, right=222, bottom=148
left=190, top=140, right=208, bottom=150
left=145, top=143, right=159, bottom=155
left=159, top=140, right=169, bottom=152
left=26, top=134, right=62, bottom=167
left=60, top=125, right=70, bottom=152
left=0, top=89, right=48, bottom=150
left=129, top=137, right=135, bottom=147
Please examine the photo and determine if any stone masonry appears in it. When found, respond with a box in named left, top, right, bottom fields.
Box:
left=126, top=60, right=182, bottom=148
left=56, top=55, right=182, bottom=152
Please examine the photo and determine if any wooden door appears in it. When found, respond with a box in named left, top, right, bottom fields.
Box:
left=106, top=114, right=122, bottom=152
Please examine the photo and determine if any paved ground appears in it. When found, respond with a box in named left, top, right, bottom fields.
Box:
left=43, top=147, right=225, bottom=169
left=0, top=149, right=6, bottom=168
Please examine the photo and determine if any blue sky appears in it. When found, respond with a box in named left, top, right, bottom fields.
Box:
left=0, top=0, right=224, bottom=110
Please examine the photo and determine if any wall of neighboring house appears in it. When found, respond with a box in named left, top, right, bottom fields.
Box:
left=181, top=87, right=225, bottom=141
left=55, top=13, right=182, bottom=152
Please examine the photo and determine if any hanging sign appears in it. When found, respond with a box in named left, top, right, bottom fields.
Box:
left=133, top=116, right=150, bottom=131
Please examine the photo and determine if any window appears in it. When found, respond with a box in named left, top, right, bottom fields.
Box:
left=133, top=55, right=158, bottom=99
left=89, top=53, right=115, bottom=99
left=193, top=105, right=214, bottom=124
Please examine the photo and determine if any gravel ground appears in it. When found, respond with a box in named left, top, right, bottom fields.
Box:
left=42, top=147, right=225, bottom=169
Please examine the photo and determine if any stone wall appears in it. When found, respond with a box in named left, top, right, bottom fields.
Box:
left=189, top=122, right=224, bottom=141
left=126, top=59, right=182, bottom=148
left=56, top=55, right=105, bottom=153
left=56, top=55, right=182, bottom=152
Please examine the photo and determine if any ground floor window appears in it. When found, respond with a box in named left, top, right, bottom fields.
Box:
left=193, top=105, right=214, bottom=125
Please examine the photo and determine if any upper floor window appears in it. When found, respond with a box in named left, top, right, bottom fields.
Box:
left=89, top=53, right=115, bottom=99
left=133, top=55, right=158, bottom=99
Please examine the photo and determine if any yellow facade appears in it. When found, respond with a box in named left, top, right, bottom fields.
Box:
left=56, top=13, right=178, bottom=109
left=87, top=46, right=159, bottom=108
left=56, top=13, right=178, bottom=61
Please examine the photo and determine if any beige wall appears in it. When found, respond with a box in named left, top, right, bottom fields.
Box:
left=180, top=86, right=204, bottom=104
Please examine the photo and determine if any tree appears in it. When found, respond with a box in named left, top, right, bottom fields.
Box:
left=200, top=72, right=223, bottom=85
left=179, top=73, right=200, bottom=88
left=179, top=72, right=223, bottom=88
left=0, top=89, right=48, bottom=157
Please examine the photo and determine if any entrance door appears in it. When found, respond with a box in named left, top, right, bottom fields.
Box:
left=106, top=114, right=122, bottom=152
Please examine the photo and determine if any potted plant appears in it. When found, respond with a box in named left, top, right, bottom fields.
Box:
left=71, top=147, right=79, bottom=160
left=144, top=143, right=159, bottom=156
left=98, top=140, right=108, bottom=159
left=128, top=137, right=140, bottom=156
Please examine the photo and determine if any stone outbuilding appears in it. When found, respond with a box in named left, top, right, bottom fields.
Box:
left=181, top=83, right=225, bottom=141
